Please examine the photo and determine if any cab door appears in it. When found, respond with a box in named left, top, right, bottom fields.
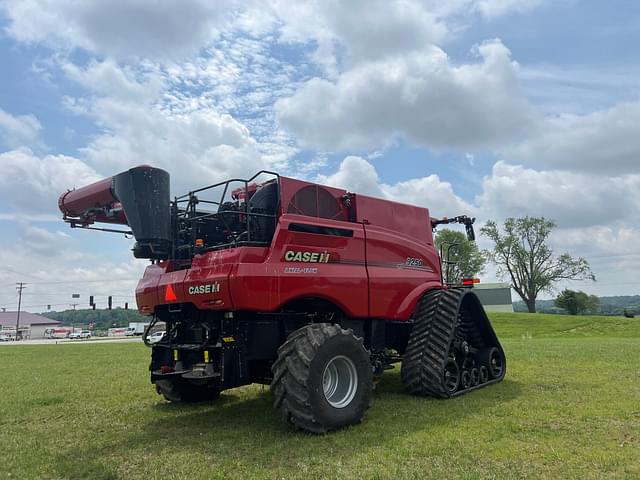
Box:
left=267, top=213, right=369, bottom=318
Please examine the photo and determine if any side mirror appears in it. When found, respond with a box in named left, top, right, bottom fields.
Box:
left=466, top=223, right=475, bottom=241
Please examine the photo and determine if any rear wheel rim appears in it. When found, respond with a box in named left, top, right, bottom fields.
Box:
left=322, top=355, right=358, bottom=408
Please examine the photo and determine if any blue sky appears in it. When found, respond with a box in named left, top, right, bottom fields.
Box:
left=0, top=0, right=639, bottom=311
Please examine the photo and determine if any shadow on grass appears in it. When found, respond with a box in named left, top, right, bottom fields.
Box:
left=51, top=375, right=521, bottom=479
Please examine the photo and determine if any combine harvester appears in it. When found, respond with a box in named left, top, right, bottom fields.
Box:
left=59, top=166, right=505, bottom=433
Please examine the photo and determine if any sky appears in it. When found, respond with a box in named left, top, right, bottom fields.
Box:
left=0, top=0, right=639, bottom=312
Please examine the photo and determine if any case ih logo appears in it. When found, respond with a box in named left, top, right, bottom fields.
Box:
left=188, top=282, right=221, bottom=295
left=284, top=250, right=330, bottom=263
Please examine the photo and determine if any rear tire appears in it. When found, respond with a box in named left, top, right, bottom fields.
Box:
left=271, top=323, right=373, bottom=434
left=155, top=379, right=220, bottom=403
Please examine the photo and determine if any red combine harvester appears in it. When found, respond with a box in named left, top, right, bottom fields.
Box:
left=59, top=166, right=505, bottom=433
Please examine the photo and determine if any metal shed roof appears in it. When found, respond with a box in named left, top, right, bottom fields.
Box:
left=0, top=312, right=60, bottom=327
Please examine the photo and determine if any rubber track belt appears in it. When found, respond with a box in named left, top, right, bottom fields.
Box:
left=402, top=288, right=503, bottom=398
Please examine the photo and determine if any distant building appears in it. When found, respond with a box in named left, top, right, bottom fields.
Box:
left=473, top=283, right=513, bottom=312
left=0, top=312, right=61, bottom=339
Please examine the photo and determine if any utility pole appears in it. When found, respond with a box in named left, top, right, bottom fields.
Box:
left=70, top=303, right=79, bottom=333
left=15, top=282, right=26, bottom=341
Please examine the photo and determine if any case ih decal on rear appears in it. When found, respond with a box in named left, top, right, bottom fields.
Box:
left=188, top=282, right=221, bottom=295
left=59, top=166, right=506, bottom=434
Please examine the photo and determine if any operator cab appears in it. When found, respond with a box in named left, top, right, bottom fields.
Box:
left=169, top=172, right=280, bottom=262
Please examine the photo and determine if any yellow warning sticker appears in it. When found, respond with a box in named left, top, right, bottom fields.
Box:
left=222, top=336, right=235, bottom=343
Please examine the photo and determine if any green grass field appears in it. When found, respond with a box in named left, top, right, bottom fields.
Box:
left=1, top=313, right=639, bottom=479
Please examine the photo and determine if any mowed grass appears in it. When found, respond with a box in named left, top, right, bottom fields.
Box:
left=1, top=314, right=639, bottom=480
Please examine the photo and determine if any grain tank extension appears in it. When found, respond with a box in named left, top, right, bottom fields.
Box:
left=59, top=165, right=506, bottom=433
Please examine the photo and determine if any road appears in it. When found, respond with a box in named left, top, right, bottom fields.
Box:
left=0, top=337, right=142, bottom=346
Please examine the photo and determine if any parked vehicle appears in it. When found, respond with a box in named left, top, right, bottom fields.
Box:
left=0, top=333, right=11, bottom=342
left=59, top=166, right=506, bottom=433
left=146, top=331, right=165, bottom=344
left=69, top=330, right=92, bottom=340
left=126, top=322, right=150, bottom=336
left=46, top=328, right=72, bottom=339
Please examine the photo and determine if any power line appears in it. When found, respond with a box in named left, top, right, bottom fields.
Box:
left=3, top=268, right=42, bottom=281
left=18, top=292, right=136, bottom=297
left=24, top=278, right=139, bottom=285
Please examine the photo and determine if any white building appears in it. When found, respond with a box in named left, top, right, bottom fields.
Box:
left=0, top=312, right=61, bottom=339
left=473, top=283, right=514, bottom=312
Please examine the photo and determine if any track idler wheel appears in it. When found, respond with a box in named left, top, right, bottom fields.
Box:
left=479, top=347, right=506, bottom=380
left=460, top=370, right=471, bottom=390
left=470, top=367, right=480, bottom=386
left=479, top=365, right=489, bottom=384
left=443, top=359, right=460, bottom=395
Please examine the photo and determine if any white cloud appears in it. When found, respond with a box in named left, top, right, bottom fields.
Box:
left=0, top=0, right=238, bottom=60
left=16, top=221, right=69, bottom=255
left=61, top=59, right=166, bottom=101
left=79, top=102, right=267, bottom=194
left=0, top=148, right=101, bottom=214
left=43, top=57, right=285, bottom=196
left=268, top=0, right=549, bottom=73
left=478, top=162, right=640, bottom=228
left=420, top=0, right=545, bottom=18
left=382, top=176, right=473, bottom=218
left=276, top=40, right=536, bottom=151
left=473, top=0, right=544, bottom=18
left=502, top=102, right=640, bottom=174
left=0, top=109, right=42, bottom=148
left=271, top=0, right=448, bottom=67
left=1, top=0, right=549, bottom=65
left=317, top=156, right=384, bottom=197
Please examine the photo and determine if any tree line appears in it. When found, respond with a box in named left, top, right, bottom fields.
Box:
left=514, top=295, right=640, bottom=316
left=43, top=308, right=148, bottom=329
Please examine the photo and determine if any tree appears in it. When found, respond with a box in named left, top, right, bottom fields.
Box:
left=481, top=217, right=595, bottom=313
left=434, top=229, right=486, bottom=284
left=554, top=289, right=600, bottom=315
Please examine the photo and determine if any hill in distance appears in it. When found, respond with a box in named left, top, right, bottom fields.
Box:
left=513, top=295, right=640, bottom=315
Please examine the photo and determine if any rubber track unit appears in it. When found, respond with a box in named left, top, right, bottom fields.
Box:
left=401, top=288, right=505, bottom=398
left=271, top=323, right=369, bottom=434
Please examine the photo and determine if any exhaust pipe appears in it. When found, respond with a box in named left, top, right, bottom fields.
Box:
left=59, top=165, right=172, bottom=259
